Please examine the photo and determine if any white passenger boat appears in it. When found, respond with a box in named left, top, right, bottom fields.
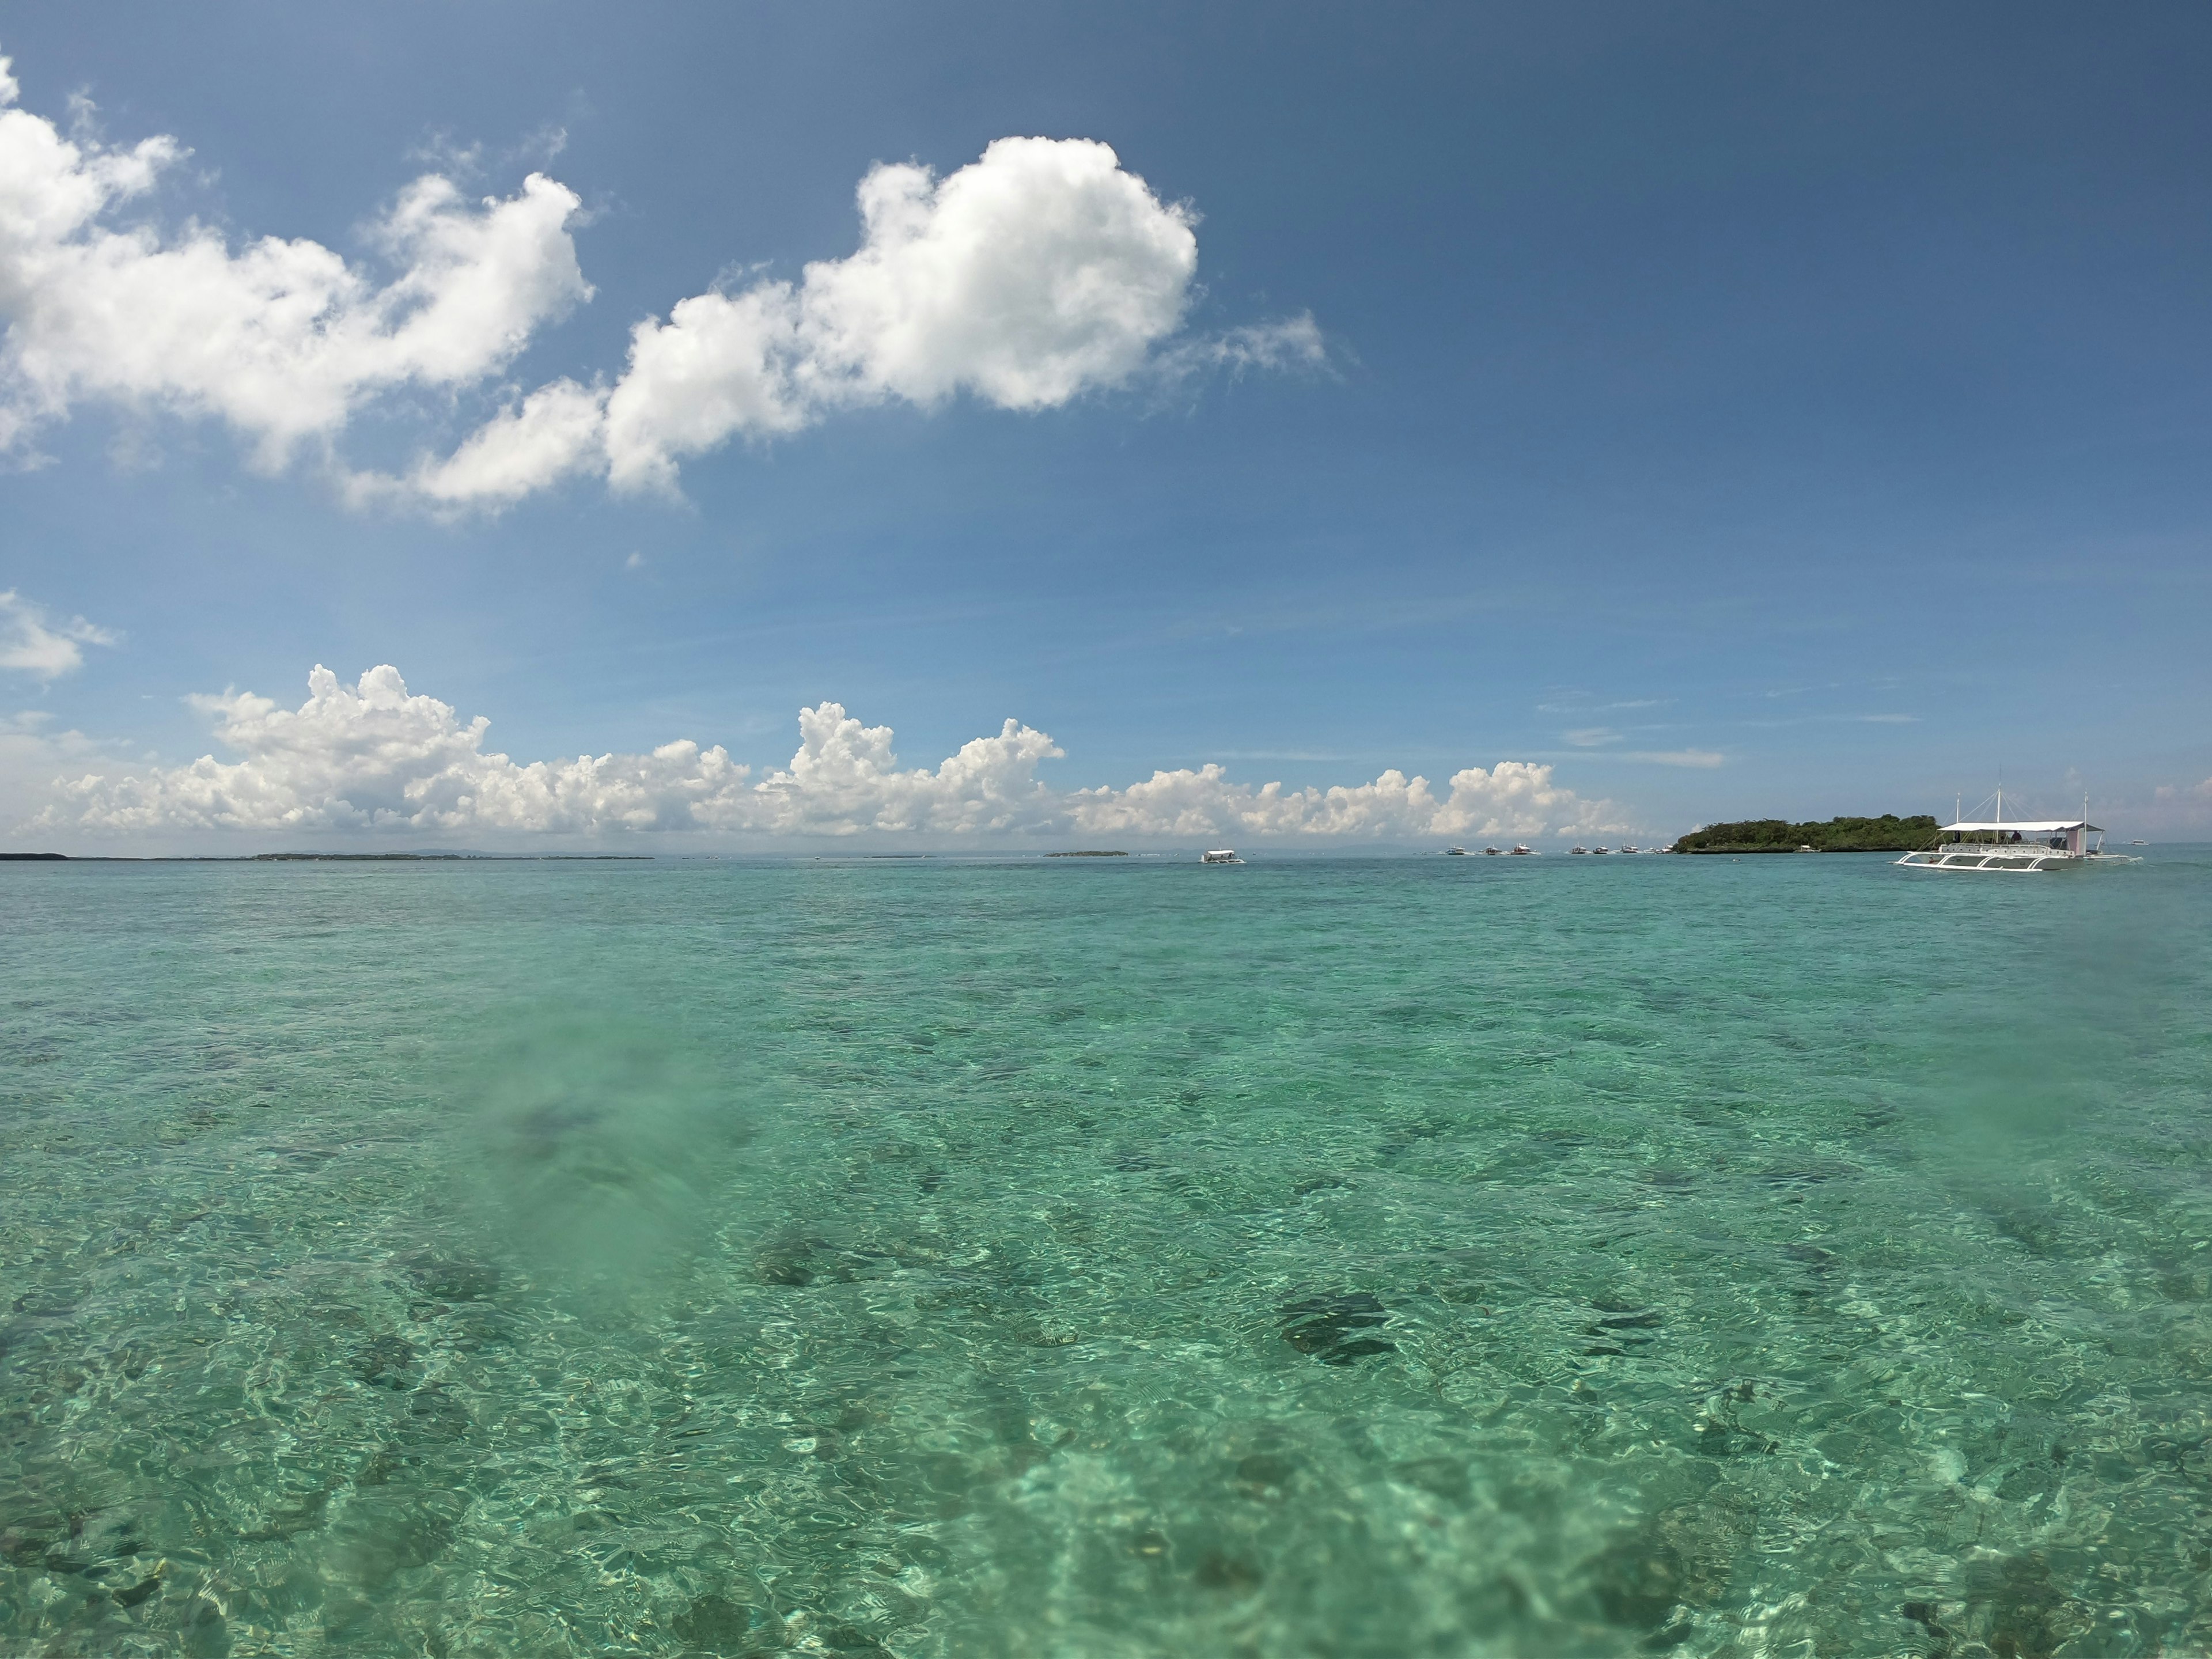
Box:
left=1201, top=849, right=1244, bottom=865
left=1511, top=844, right=1534, bottom=855
left=1445, top=846, right=1468, bottom=856
left=1569, top=846, right=1588, bottom=855
left=1483, top=846, right=1503, bottom=856
left=1895, top=793, right=2138, bottom=874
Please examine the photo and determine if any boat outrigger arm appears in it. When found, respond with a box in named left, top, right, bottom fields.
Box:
left=1895, top=817, right=2138, bottom=873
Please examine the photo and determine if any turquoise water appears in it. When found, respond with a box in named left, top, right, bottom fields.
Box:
left=3, top=851, right=2209, bottom=1657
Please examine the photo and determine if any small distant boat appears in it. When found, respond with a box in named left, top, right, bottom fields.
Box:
left=2131, top=839, right=2147, bottom=846
left=1592, top=846, right=1611, bottom=855
left=1201, top=849, right=1243, bottom=865
left=1444, top=846, right=1468, bottom=857
left=1483, top=846, right=1503, bottom=856
left=1511, top=844, right=1533, bottom=855
left=1620, top=844, right=1639, bottom=854
left=1570, top=846, right=1588, bottom=855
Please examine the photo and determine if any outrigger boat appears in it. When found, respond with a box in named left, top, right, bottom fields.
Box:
left=1201, top=849, right=1244, bottom=865
left=1895, top=790, right=2139, bottom=874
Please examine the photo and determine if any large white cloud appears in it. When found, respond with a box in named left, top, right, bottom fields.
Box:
left=0, top=56, right=589, bottom=467
left=398, top=134, right=1255, bottom=503
left=0, top=46, right=1315, bottom=503
left=32, top=665, right=1615, bottom=843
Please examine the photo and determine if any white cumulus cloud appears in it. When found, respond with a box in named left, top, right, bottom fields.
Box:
left=396, top=134, right=1253, bottom=503
left=41, top=665, right=754, bottom=835
left=1065, top=763, right=1603, bottom=840
left=1, top=707, right=118, bottom=814
left=0, top=588, right=118, bottom=677
left=0, top=44, right=1315, bottom=504
left=374, top=375, right=608, bottom=510
left=729, top=700, right=1066, bottom=836
left=601, top=134, right=1205, bottom=493
left=31, top=665, right=1615, bottom=844
left=0, top=54, right=590, bottom=467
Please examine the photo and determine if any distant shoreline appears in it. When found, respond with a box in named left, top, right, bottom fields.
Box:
left=0, top=852, right=651, bottom=863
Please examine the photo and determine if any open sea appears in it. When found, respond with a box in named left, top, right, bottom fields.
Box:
left=2, top=850, right=2209, bottom=1658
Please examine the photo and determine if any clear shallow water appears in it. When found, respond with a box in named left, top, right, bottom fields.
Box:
left=2, top=850, right=2209, bottom=1658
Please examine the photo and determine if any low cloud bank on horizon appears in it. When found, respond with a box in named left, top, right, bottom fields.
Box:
left=0, top=47, right=1317, bottom=509
left=27, top=665, right=1618, bottom=843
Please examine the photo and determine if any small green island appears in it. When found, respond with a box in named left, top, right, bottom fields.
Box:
left=1046, top=850, right=1129, bottom=857
left=1673, top=815, right=1937, bottom=854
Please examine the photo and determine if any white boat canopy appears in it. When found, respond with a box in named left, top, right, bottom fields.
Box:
left=1939, top=820, right=2097, bottom=834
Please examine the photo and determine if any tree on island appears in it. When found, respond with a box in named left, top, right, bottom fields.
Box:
left=1673, top=815, right=1937, bottom=854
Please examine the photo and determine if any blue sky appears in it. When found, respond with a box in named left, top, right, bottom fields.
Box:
left=3, top=3, right=2209, bottom=846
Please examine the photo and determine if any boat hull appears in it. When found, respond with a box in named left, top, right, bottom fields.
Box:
left=1895, top=849, right=2114, bottom=873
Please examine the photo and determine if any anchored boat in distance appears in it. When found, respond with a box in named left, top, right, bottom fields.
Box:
left=1895, top=791, right=2139, bottom=874
left=1202, top=849, right=1244, bottom=865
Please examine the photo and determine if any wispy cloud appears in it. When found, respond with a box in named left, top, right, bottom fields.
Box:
left=0, top=705, right=127, bottom=820
left=1203, top=749, right=1355, bottom=763
left=1611, top=749, right=1724, bottom=768
left=1537, top=696, right=1666, bottom=715
left=0, top=590, right=119, bottom=679
left=1738, top=713, right=1920, bottom=730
